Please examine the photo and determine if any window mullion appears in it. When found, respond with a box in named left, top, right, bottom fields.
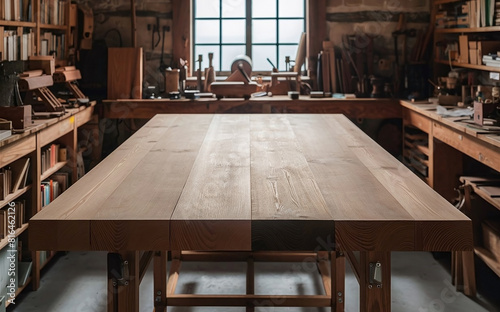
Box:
left=246, top=0, right=252, bottom=58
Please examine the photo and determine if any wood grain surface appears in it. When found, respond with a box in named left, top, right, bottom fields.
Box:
left=171, top=115, right=252, bottom=251
left=30, top=114, right=472, bottom=254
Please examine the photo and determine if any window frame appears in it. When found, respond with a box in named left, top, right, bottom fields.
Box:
left=192, top=0, right=306, bottom=74
left=172, top=0, right=325, bottom=85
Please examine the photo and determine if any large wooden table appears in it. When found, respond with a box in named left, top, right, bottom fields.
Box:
left=29, top=114, right=471, bottom=312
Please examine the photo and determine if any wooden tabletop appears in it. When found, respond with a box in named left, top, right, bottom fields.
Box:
left=29, top=114, right=471, bottom=253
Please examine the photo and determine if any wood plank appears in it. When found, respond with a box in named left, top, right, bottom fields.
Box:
left=287, top=115, right=415, bottom=251
left=107, top=47, right=143, bottom=99
left=0, top=135, right=36, bottom=168
left=171, top=115, right=252, bottom=251
left=29, top=116, right=181, bottom=250
left=329, top=115, right=472, bottom=251
left=154, top=251, right=167, bottom=312
left=90, top=114, right=213, bottom=251
left=249, top=115, right=334, bottom=251
left=166, top=294, right=331, bottom=307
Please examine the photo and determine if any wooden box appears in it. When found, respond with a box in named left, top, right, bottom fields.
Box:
left=28, top=56, right=55, bottom=76
left=0, top=106, right=32, bottom=130
left=482, top=220, right=500, bottom=258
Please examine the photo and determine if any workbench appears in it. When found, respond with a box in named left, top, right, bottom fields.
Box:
left=401, top=100, right=500, bottom=297
left=401, top=100, right=500, bottom=202
left=102, top=96, right=401, bottom=119
left=29, top=114, right=471, bottom=312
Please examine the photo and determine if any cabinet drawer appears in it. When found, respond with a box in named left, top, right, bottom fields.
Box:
left=403, top=109, right=431, bottom=133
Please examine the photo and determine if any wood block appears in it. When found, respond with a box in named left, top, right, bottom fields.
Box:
left=53, top=69, right=82, bottom=83
left=482, top=220, right=500, bottom=259
left=0, top=105, right=32, bottom=129
left=18, top=75, right=54, bottom=91
left=107, top=47, right=143, bottom=99
left=28, top=55, right=55, bottom=75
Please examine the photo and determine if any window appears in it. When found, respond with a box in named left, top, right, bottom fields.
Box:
left=192, top=0, right=305, bottom=73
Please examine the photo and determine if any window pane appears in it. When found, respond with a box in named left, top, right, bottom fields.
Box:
left=252, top=45, right=277, bottom=71
left=195, top=0, right=220, bottom=18
left=278, top=0, right=304, bottom=17
left=279, top=20, right=303, bottom=43
left=222, top=0, right=245, bottom=18
left=194, top=45, right=221, bottom=71
left=279, top=45, right=298, bottom=71
left=222, top=20, right=246, bottom=43
left=196, top=20, right=220, bottom=44
left=252, top=20, right=276, bottom=44
left=222, top=45, right=246, bottom=71
left=253, top=0, right=277, bottom=18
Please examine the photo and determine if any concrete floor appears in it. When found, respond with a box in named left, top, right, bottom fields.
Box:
left=9, top=251, right=500, bottom=312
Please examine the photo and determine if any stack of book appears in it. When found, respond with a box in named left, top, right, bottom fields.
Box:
left=39, top=0, right=67, bottom=25
left=40, top=144, right=67, bottom=174
left=482, top=52, right=500, bottom=67
left=40, top=32, right=65, bottom=59
left=0, top=29, right=35, bottom=61
left=0, top=0, right=33, bottom=22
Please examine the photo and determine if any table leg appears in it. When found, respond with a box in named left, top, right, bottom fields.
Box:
left=359, top=251, right=391, bottom=312
left=154, top=251, right=167, bottom=312
left=332, top=251, right=345, bottom=312
left=107, top=251, right=140, bottom=312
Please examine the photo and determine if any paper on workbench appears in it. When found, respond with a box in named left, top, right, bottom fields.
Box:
left=436, top=105, right=474, bottom=117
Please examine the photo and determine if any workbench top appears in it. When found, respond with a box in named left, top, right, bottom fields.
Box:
left=29, top=114, right=471, bottom=253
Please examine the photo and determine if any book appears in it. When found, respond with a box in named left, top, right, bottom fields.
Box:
left=9, top=158, right=30, bottom=193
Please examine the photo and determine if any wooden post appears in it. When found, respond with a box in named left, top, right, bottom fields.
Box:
left=172, top=0, right=191, bottom=69
left=107, top=251, right=140, bottom=312
left=153, top=251, right=167, bottom=312
left=130, top=0, right=137, bottom=47
left=359, top=252, right=391, bottom=312
left=332, top=251, right=345, bottom=312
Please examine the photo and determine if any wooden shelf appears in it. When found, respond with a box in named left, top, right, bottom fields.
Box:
left=0, top=223, right=29, bottom=250
left=434, top=0, right=460, bottom=5
left=474, top=247, right=500, bottom=277
left=41, top=161, right=68, bottom=181
left=435, top=26, right=500, bottom=34
left=5, top=276, right=32, bottom=308
left=39, top=24, right=67, bottom=31
left=435, top=59, right=500, bottom=72
left=0, top=186, right=31, bottom=208
left=0, top=20, right=36, bottom=27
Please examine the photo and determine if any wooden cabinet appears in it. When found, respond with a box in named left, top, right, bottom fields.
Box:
left=0, top=104, right=94, bottom=306
left=0, top=0, right=77, bottom=64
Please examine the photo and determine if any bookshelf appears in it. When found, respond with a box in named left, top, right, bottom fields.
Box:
left=0, top=103, right=95, bottom=306
left=1, top=0, right=75, bottom=64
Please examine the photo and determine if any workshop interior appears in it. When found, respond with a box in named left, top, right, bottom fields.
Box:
left=0, top=0, right=500, bottom=311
